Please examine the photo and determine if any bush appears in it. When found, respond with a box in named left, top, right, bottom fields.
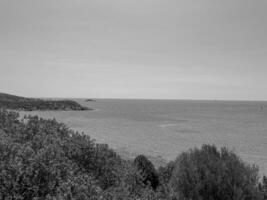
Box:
left=259, top=176, right=267, bottom=199
left=0, top=109, right=120, bottom=199
left=101, top=161, right=164, bottom=200
left=170, top=144, right=262, bottom=200
left=133, top=155, right=160, bottom=190
left=158, top=161, right=175, bottom=185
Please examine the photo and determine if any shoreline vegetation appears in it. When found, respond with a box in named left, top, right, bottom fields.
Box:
left=0, top=92, right=90, bottom=111
left=0, top=93, right=267, bottom=199
left=0, top=109, right=267, bottom=199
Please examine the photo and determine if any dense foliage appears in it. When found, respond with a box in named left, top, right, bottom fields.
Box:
left=259, top=176, right=267, bottom=200
left=0, top=92, right=89, bottom=111
left=0, top=110, right=160, bottom=200
left=0, top=109, right=266, bottom=200
left=169, top=145, right=263, bottom=200
left=133, top=155, right=160, bottom=190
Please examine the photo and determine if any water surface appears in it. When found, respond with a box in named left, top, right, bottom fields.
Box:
left=20, top=99, right=267, bottom=174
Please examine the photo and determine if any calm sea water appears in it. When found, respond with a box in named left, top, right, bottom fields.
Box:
left=20, top=99, right=267, bottom=175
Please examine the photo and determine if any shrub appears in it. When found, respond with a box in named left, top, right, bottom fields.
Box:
left=158, top=161, right=175, bottom=185
left=101, top=160, right=165, bottom=200
left=259, top=176, right=267, bottom=199
left=0, top=110, right=120, bottom=199
left=133, top=155, right=160, bottom=190
left=170, top=144, right=262, bottom=200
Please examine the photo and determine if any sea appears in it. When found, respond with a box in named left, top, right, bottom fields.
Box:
left=19, top=99, right=267, bottom=175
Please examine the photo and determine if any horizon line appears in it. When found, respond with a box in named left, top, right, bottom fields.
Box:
left=2, top=92, right=267, bottom=102
left=41, top=97, right=267, bottom=102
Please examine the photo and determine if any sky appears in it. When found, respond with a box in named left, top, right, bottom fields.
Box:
left=0, top=0, right=267, bottom=100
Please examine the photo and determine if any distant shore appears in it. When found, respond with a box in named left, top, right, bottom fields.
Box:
left=0, top=92, right=91, bottom=111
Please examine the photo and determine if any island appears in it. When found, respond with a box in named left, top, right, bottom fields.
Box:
left=0, top=92, right=90, bottom=111
left=85, top=98, right=96, bottom=102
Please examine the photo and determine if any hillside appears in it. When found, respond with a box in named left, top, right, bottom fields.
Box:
left=0, top=92, right=90, bottom=111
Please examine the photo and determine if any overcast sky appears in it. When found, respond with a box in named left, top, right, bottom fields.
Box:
left=0, top=0, right=267, bottom=100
